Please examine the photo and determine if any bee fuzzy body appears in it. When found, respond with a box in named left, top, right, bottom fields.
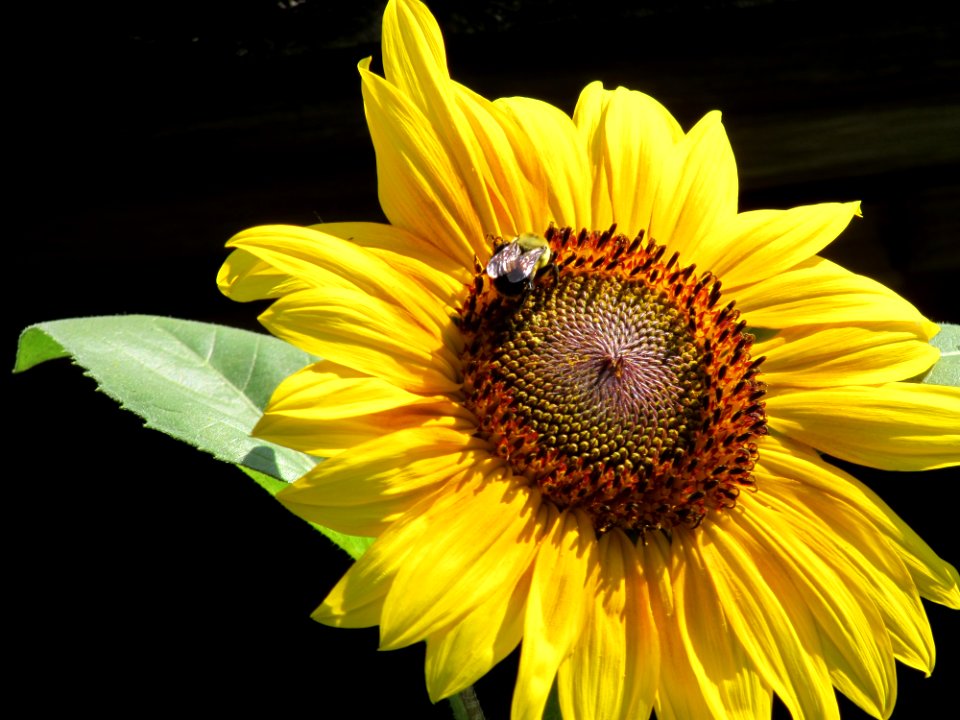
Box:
left=485, top=233, right=555, bottom=297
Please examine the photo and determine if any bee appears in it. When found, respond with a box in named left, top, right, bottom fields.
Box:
left=485, top=233, right=556, bottom=297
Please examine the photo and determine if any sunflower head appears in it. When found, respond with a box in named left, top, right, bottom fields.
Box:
left=218, top=1, right=960, bottom=718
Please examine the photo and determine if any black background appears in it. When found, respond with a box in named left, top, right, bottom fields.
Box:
left=9, top=1, right=959, bottom=717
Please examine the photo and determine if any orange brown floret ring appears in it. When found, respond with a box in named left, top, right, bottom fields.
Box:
left=459, top=225, right=767, bottom=536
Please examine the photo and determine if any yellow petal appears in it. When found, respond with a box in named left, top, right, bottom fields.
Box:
left=573, top=83, right=684, bottom=239
left=382, top=0, right=542, bottom=246
left=217, top=248, right=310, bottom=302
left=381, top=0, right=447, bottom=102
left=766, top=383, right=960, bottom=470
left=558, top=531, right=658, bottom=720
left=261, top=361, right=426, bottom=420
left=736, top=257, right=938, bottom=338
left=598, top=87, right=684, bottom=240
left=512, top=508, right=593, bottom=720
left=259, top=286, right=460, bottom=394
left=278, top=427, right=487, bottom=536
left=614, top=532, right=659, bottom=720
left=791, top=493, right=932, bottom=676
left=315, top=473, right=487, bottom=629
left=227, top=224, right=454, bottom=340
left=754, top=470, right=935, bottom=679
left=359, top=58, right=481, bottom=268
left=643, top=530, right=675, bottom=618
left=656, top=534, right=775, bottom=720
left=737, top=494, right=897, bottom=718
left=310, top=220, right=471, bottom=307
left=650, top=111, right=738, bottom=263
left=573, top=81, right=614, bottom=231
left=757, top=327, right=939, bottom=388
left=496, top=95, right=592, bottom=230
left=424, top=567, right=530, bottom=701
left=760, top=433, right=960, bottom=613
left=257, top=401, right=473, bottom=458
left=380, top=474, right=542, bottom=649
left=701, top=202, right=861, bottom=288
left=253, top=361, right=464, bottom=456
left=655, top=627, right=738, bottom=720
left=698, top=520, right=840, bottom=720
left=454, top=82, right=549, bottom=242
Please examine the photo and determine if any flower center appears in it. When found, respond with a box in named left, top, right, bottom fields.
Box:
left=459, top=226, right=767, bottom=535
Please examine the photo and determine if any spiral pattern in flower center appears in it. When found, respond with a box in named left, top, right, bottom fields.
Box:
left=459, top=226, right=766, bottom=535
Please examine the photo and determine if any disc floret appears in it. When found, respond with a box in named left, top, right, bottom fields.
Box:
left=460, top=226, right=766, bottom=534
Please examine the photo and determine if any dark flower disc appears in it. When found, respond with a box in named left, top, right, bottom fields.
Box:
left=460, top=226, right=767, bottom=535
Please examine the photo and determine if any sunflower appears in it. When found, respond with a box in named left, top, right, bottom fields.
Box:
left=217, top=0, right=960, bottom=717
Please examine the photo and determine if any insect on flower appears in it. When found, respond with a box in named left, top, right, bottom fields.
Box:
left=485, top=232, right=557, bottom=297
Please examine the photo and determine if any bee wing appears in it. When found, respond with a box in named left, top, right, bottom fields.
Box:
left=505, top=247, right=547, bottom=282
left=485, top=242, right=523, bottom=278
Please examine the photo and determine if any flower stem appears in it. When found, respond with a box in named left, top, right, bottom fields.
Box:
left=448, top=686, right=485, bottom=720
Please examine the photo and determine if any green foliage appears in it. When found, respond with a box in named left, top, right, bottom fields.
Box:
left=923, top=322, right=960, bottom=388
left=15, top=315, right=374, bottom=557
left=16, top=315, right=316, bottom=480
left=542, top=684, right=563, bottom=720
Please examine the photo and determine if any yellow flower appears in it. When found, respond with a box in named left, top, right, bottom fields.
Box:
left=218, top=0, right=960, bottom=717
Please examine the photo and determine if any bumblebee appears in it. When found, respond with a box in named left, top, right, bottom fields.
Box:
left=485, top=233, right=556, bottom=297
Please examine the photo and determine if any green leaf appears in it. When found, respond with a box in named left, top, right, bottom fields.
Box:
left=15, top=315, right=376, bottom=559
left=922, top=322, right=960, bottom=388
left=240, top=467, right=374, bottom=560
left=15, top=315, right=317, bottom=482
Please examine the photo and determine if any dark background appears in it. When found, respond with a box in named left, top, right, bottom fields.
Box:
left=9, top=0, right=959, bottom=717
